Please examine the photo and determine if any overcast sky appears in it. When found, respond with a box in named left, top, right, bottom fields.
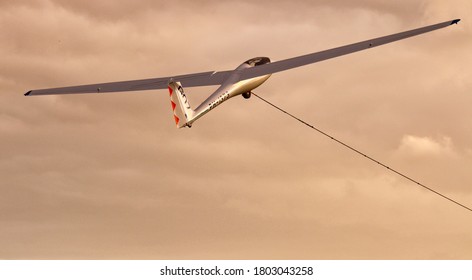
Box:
left=1, top=0, right=471, bottom=259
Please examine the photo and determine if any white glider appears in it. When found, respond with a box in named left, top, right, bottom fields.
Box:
left=25, top=19, right=460, bottom=128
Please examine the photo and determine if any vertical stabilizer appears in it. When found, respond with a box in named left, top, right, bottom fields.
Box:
left=168, top=81, right=195, bottom=128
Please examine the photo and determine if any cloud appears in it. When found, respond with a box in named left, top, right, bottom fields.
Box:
left=396, top=135, right=456, bottom=157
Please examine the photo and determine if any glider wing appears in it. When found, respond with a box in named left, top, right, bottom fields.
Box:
left=239, top=19, right=460, bottom=80
left=25, top=70, right=233, bottom=96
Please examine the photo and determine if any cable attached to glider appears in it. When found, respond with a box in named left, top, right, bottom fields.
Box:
left=252, top=92, right=472, bottom=213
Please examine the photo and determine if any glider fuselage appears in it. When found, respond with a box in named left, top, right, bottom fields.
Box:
left=185, top=57, right=272, bottom=127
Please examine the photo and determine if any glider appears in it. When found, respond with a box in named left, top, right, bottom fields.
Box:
left=25, top=19, right=460, bottom=128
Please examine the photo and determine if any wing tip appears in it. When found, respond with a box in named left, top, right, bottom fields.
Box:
left=451, top=19, right=461, bottom=25
left=24, top=90, right=32, bottom=96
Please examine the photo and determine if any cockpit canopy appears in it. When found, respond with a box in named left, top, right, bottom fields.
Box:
left=244, top=57, right=271, bottom=67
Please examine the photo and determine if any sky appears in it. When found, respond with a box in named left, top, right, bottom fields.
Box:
left=1, top=0, right=471, bottom=259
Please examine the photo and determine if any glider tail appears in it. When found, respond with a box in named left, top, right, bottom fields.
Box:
left=168, top=81, right=195, bottom=128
